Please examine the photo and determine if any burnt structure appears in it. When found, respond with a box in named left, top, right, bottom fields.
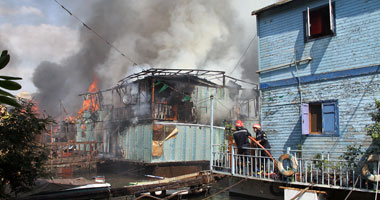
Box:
left=72, top=68, right=259, bottom=176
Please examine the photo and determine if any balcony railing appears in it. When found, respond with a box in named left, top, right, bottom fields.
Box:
left=46, top=141, right=101, bottom=167
left=153, top=103, right=176, bottom=120
left=211, top=145, right=380, bottom=193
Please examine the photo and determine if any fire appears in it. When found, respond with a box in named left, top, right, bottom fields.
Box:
left=64, top=116, right=76, bottom=124
left=31, top=100, right=40, bottom=115
left=78, top=76, right=99, bottom=116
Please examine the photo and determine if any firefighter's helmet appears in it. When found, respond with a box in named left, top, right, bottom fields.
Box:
left=235, top=120, right=244, bottom=128
left=253, top=124, right=262, bottom=130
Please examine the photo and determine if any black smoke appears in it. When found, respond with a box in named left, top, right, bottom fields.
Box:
left=32, top=0, right=258, bottom=117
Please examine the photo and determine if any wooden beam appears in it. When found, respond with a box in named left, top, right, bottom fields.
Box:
left=111, top=171, right=224, bottom=196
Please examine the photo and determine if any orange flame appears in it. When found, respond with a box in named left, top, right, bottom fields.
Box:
left=64, top=116, right=76, bottom=124
left=31, top=100, right=40, bottom=115
left=78, top=76, right=99, bottom=116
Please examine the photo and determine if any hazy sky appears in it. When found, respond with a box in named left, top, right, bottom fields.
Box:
left=0, top=0, right=277, bottom=95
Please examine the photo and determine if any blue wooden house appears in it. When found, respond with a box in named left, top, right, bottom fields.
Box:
left=254, top=0, right=380, bottom=157
left=212, top=1, right=380, bottom=198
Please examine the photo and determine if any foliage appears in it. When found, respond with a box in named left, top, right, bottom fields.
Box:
left=313, top=153, right=330, bottom=169
left=339, top=145, right=363, bottom=169
left=367, top=99, right=380, bottom=147
left=223, top=120, right=233, bottom=136
left=0, top=101, right=53, bottom=198
left=0, top=50, right=22, bottom=107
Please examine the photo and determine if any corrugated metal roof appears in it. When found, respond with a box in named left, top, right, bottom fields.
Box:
left=251, top=0, right=294, bottom=15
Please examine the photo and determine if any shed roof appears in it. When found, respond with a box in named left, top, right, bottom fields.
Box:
left=118, top=68, right=225, bottom=86
left=251, top=0, right=294, bottom=15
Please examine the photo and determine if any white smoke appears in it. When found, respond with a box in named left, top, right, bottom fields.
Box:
left=32, top=0, right=255, bottom=116
left=100, top=0, right=246, bottom=85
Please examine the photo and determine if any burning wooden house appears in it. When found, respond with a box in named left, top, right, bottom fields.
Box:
left=75, top=68, right=259, bottom=175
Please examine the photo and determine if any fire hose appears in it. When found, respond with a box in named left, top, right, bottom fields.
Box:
left=248, top=136, right=277, bottom=165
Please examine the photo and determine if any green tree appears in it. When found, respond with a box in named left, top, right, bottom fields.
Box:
left=367, top=99, right=380, bottom=149
left=0, top=50, right=22, bottom=107
left=0, top=101, right=53, bottom=198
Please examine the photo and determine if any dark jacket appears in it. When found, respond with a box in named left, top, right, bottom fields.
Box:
left=233, top=128, right=251, bottom=149
left=255, top=129, right=271, bottom=149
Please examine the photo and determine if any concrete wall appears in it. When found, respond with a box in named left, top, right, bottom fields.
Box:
left=257, top=0, right=380, bottom=157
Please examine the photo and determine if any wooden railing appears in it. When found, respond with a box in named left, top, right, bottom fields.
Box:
left=153, top=103, right=177, bottom=120
left=46, top=141, right=101, bottom=167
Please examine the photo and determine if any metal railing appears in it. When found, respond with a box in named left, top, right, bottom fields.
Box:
left=211, top=145, right=380, bottom=193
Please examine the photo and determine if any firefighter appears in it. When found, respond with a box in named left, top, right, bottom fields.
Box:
left=233, top=120, right=252, bottom=156
left=252, top=124, right=271, bottom=169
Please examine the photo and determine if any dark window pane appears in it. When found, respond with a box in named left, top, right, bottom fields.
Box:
left=310, top=103, right=322, bottom=133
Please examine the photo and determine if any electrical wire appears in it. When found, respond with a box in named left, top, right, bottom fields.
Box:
left=54, top=0, right=139, bottom=67
left=229, top=33, right=257, bottom=74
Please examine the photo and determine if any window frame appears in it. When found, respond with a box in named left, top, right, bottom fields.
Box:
left=303, top=1, right=336, bottom=42
left=302, top=100, right=339, bottom=137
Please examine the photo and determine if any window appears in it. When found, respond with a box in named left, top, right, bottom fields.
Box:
left=304, top=1, right=335, bottom=41
left=302, top=101, right=339, bottom=136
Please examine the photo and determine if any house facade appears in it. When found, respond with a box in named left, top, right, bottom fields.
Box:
left=255, top=0, right=380, bottom=157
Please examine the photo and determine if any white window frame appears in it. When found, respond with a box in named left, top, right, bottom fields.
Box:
left=305, top=1, right=336, bottom=41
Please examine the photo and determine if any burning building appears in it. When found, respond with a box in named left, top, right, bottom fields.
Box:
left=70, top=68, right=258, bottom=176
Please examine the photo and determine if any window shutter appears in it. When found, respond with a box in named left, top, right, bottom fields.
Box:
left=329, top=0, right=335, bottom=33
left=307, top=7, right=311, bottom=37
left=322, top=102, right=338, bottom=135
left=302, top=104, right=310, bottom=135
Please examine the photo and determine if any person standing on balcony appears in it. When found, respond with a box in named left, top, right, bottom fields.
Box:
left=253, top=124, right=271, bottom=169
left=233, top=120, right=252, bottom=156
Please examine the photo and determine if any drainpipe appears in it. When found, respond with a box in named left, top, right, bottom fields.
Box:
left=210, top=95, right=214, bottom=171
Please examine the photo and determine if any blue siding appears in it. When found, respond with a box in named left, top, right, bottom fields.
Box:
left=122, top=124, right=152, bottom=162
left=261, top=64, right=380, bottom=89
left=257, top=0, right=380, bottom=158
left=151, top=125, right=225, bottom=163
left=258, top=0, right=380, bottom=83
left=260, top=73, right=379, bottom=156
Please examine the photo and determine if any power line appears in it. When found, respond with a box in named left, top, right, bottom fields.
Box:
left=229, top=33, right=257, bottom=74
left=54, top=0, right=139, bottom=66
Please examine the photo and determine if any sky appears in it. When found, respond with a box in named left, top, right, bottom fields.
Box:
left=0, top=0, right=277, bottom=116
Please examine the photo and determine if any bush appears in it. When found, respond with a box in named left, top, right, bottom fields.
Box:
left=0, top=101, right=53, bottom=198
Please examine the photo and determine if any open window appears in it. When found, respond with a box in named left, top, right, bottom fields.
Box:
left=302, top=101, right=339, bottom=136
left=304, top=1, right=335, bottom=41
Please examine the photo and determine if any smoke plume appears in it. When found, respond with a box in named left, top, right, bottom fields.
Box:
left=32, top=0, right=257, bottom=116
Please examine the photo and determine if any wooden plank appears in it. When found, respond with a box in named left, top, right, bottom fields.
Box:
left=24, top=171, right=224, bottom=200
left=111, top=171, right=224, bottom=197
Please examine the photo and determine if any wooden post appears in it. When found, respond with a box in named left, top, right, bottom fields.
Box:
left=102, top=121, right=104, bottom=153
left=79, top=143, right=81, bottom=156
left=152, top=78, right=155, bottom=119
